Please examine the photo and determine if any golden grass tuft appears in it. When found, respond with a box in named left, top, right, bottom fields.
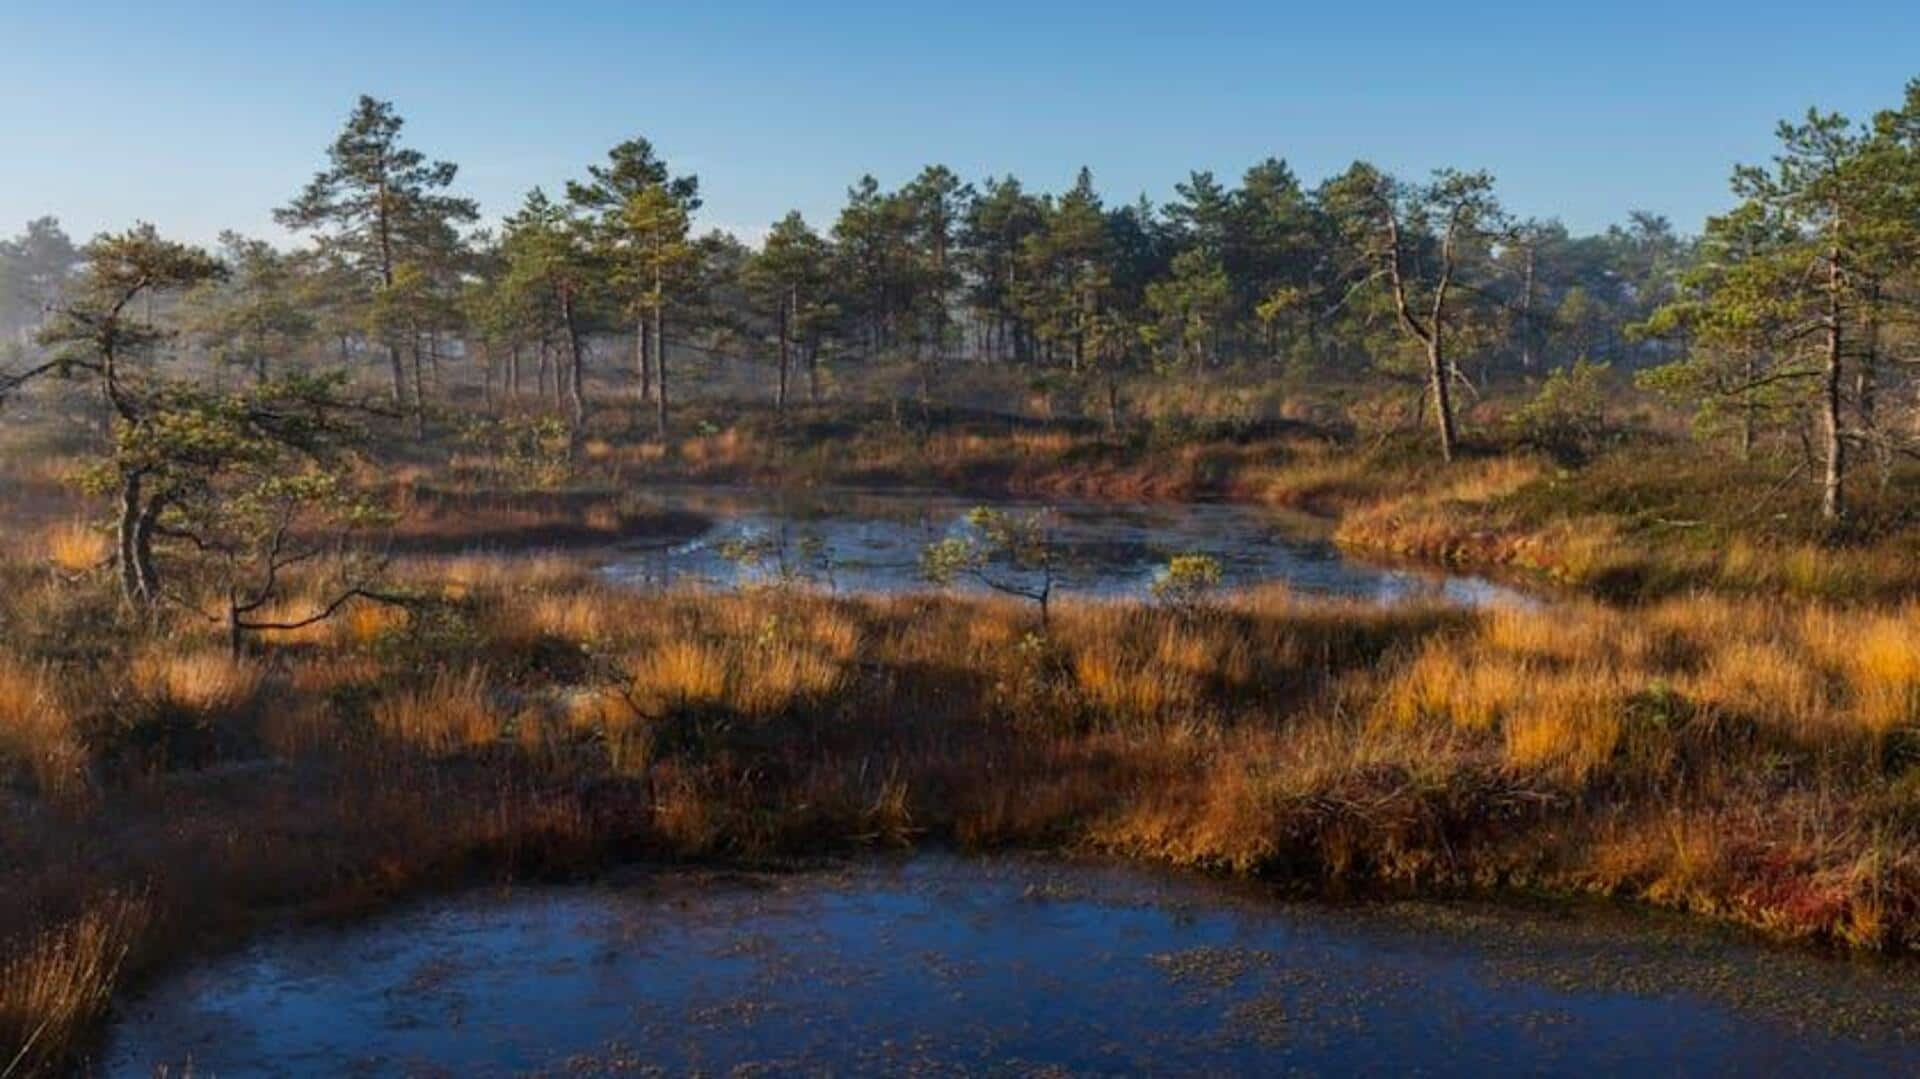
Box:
left=1499, top=671, right=1625, bottom=781
left=129, top=650, right=263, bottom=715
left=1831, top=608, right=1920, bottom=733
left=562, top=686, right=654, bottom=774
left=630, top=640, right=729, bottom=710
left=0, top=893, right=148, bottom=1075
left=1072, top=646, right=1193, bottom=725
left=803, top=606, right=863, bottom=662
left=528, top=591, right=609, bottom=643
left=371, top=669, right=504, bottom=754
left=337, top=602, right=399, bottom=646
left=677, top=427, right=748, bottom=467
left=0, top=657, right=86, bottom=797
left=38, top=521, right=110, bottom=575
left=733, top=644, right=845, bottom=715
left=1691, top=638, right=1826, bottom=731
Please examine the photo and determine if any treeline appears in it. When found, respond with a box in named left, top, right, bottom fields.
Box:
left=6, top=82, right=1920, bottom=522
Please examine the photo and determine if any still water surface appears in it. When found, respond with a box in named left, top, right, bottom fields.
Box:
left=106, top=857, right=1920, bottom=1076
left=598, top=485, right=1527, bottom=606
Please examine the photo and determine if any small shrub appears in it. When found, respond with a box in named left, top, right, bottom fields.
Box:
left=1151, top=553, right=1224, bottom=609
left=1510, top=358, right=1614, bottom=460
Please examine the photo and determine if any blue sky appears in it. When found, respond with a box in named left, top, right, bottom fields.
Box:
left=3, top=1, right=1916, bottom=247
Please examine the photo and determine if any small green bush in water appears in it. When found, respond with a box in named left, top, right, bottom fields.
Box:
left=1152, top=552, right=1224, bottom=607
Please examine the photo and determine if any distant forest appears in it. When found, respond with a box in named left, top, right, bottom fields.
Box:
left=5, top=79, right=1919, bottom=519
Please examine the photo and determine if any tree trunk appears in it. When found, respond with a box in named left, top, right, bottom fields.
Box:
left=635, top=319, right=651, bottom=409
left=562, top=290, right=586, bottom=430
left=1739, top=353, right=1756, bottom=462
left=776, top=286, right=792, bottom=417
left=1859, top=280, right=1887, bottom=488
left=387, top=343, right=407, bottom=408
left=1859, top=286, right=1880, bottom=432
left=481, top=341, right=495, bottom=410
left=116, top=471, right=147, bottom=610
left=653, top=300, right=669, bottom=441
left=1428, top=339, right=1458, bottom=464
left=1520, top=245, right=1537, bottom=371
left=1819, top=252, right=1845, bottom=523
left=410, top=336, right=427, bottom=439
left=132, top=496, right=160, bottom=609
left=227, top=596, right=245, bottom=659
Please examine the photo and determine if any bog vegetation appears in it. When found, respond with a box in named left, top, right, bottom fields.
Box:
left=2, top=80, right=1920, bottom=1073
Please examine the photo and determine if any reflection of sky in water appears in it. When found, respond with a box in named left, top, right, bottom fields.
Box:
left=598, top=486, right=1530, bottom=607
left=106, top=857, right=1920, bottom=1075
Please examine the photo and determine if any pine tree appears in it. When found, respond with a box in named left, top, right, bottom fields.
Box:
left=275, top=96, right=477, bottom=426
left=567, top=138, right=701, bottom=414
left=499, top=189, right=596, bottom=430
left=25, top=225, right=224, bottom=608
left=749, top=212, right=835, bottom=412
left=1323, top=164, right=1509, bottom=462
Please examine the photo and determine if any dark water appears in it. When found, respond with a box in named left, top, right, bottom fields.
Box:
left=598, top=486, right=1527, bottom=606
left=105, top=857, right=1920, bottom=1076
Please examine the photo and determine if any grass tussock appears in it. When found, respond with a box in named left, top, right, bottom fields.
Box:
left=36, top=522, right=110, bottom=576
left=371, top=668, right=507, bottom=754
left=0, top=658, right=86, bottom=799
left=129, top=650, right=263, bottom=716
left=0, top=894, right=148, bottom=1076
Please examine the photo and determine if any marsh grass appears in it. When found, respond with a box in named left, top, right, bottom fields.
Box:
left=128, top=651, right=263, bottom=716
left=35, top=522, right=110, bottom=576
left=0, top=894, right=147, bottom=1077
left=5, top=406, right=1920, bottom=1070
left=3, top=560, right=1919, bottom=1070
left=1337, top=447, right=1920, bottom=602
left=0, top=658, right=85, bottom=799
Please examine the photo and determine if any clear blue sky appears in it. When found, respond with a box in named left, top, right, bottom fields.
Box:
left=3, top=1, right=1917, bottom=247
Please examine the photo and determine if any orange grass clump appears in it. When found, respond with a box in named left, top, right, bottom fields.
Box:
left=0, top=893, right=148, bottom=1075
left=38, top=521, right=110, bottom=575
left=129, top=650, right=263, bottom=716
left=0, top=658, right=85, bottom=797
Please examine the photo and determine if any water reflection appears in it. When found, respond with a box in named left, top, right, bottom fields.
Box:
left=600, top=486, right=1527, bottom=607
